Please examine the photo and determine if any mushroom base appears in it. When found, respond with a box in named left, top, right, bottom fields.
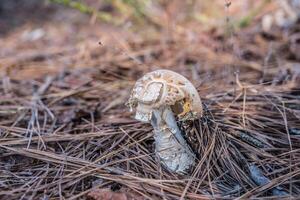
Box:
left=151, top=107, right=195, bottom=174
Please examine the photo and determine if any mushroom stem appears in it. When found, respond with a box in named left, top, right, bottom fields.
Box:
left=151, top=106, right=196, bottom=174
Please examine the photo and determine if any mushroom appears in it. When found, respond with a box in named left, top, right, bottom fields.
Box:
left=126, top=69, right=203, bottom=174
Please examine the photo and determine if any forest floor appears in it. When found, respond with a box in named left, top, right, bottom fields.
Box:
left=0, top=1, right=300, bottom=199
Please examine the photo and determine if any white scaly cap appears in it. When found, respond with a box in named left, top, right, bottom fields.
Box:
left=127, top=69, right=203, bottom=122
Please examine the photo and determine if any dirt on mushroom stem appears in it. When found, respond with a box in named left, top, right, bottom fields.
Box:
left=151, top=107, right=196, bottom=174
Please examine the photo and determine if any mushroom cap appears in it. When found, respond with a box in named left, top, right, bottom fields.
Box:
left=127, top=70, right=203, bottom=122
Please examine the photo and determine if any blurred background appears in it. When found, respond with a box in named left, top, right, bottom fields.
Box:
left=1, top=0, right=300, bottom=80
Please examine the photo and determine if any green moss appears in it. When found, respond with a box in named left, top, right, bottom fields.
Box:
left=49, top=0, right=114, bottom=23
